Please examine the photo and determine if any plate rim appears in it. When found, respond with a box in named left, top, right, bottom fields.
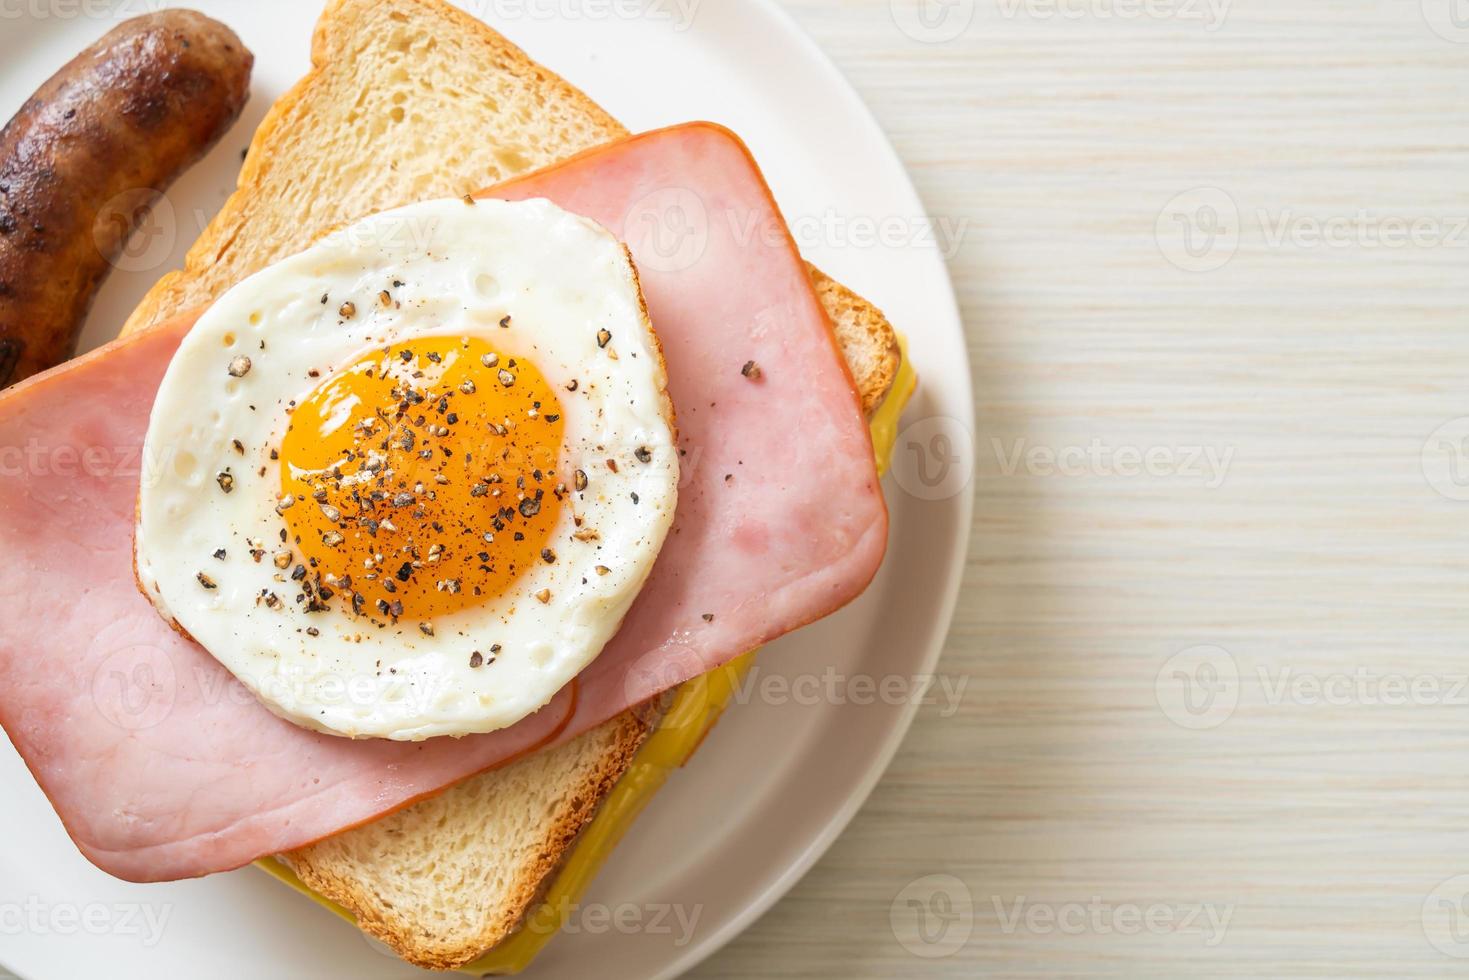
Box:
left=640, top=4, right=972, bottom=976
left=0, top=2, right=972, bottom=977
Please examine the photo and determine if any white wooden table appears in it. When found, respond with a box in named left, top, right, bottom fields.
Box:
left=694, top=1, right=1469, bottom=976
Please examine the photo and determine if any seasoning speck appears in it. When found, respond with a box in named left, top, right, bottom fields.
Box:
left=470, top=651, right=484, bottom=668
left=535, top=588, right=551, bottom=604
left=216, top=471, right=235, bottom=494
left=702, top=613, right=715, bottom=622
left=597, top=328, right=612, bottom=349
left=741, top=360, right=762, bottom=380
left=197, top=572, right=217, bottom=590
left=339, top=301, right=356, bottom=319
left=227, top=356, right=252, bottom=378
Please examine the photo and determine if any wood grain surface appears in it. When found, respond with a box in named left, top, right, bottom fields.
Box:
left=692, top=1, right=1469, bottom=976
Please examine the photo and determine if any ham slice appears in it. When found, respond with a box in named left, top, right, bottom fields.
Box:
left=0, top=123, right=886, bottom=882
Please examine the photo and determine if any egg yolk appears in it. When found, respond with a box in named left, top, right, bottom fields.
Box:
left=277, top=336, right=565, bottom=626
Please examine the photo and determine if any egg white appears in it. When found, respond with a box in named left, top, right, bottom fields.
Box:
left=135, top=198, right=678, bottom=740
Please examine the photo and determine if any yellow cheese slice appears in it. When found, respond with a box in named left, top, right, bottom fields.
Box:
left=257, top=335, right=917, bottom=974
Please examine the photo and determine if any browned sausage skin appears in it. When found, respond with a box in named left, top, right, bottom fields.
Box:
left=0, top=10, right=252, bottom=387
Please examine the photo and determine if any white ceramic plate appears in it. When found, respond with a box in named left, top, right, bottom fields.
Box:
left=0, top=2, right=969, bottom=977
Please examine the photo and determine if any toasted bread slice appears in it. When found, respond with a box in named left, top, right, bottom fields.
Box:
left=119, top=0, right=902, bottom=969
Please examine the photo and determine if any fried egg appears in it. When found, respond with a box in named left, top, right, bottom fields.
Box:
left=135, top=197, right=678, bottom=740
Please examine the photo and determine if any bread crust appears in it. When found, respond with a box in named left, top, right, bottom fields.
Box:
left=810, top=267, right=901, bottom=416
left=284, top=697, right=668, bottom=969
left=120, top=0, right=625, bottom=340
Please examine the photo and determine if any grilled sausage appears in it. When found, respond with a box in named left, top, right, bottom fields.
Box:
left=0, top=10, right=252, bottom=388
